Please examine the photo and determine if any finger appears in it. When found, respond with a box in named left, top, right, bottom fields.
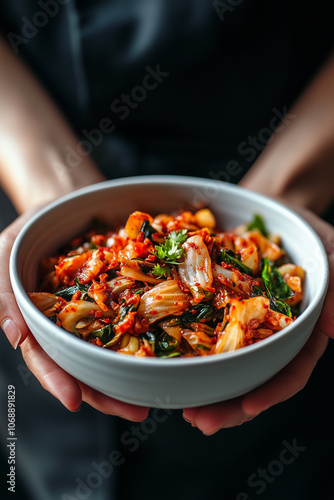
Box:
left=20, top=333, right=83, bottom=412
left=294, top=208, right=334, bottom=255
left=318, top=290, right=334, bottom=338
left=0, top=216, right=32, bottom=348
left=184, top=397, right=255, bottom=436
left=21, top=333, right=150, bottom=419
left=182, top=407, right=200, bottom=423
left=241, top=327, right=328, bottom=416
left=79, top=382, right=149, bottom=422
left=318, top=251, right=334, bottom=338
left=183, top=328, right=328, bottom=434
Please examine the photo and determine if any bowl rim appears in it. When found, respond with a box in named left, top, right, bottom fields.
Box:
left=10, top=175, right=329, bottom=368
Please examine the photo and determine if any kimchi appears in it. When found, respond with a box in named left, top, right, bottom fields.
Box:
left=29, top=209, right=304, bottom=358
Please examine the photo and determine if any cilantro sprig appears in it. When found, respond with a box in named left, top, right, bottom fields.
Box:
left=153, top=230, right=188, bottom=264
left=152, top=230, right=188, bottom=278
left=152, top=264, right=171, bottom=279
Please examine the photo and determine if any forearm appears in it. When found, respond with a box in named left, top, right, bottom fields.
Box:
left=240, top=53, right=334, bottom=214
left=0, top=38, right=105, bottom=213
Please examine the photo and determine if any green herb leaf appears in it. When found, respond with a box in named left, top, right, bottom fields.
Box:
left=262, top=258, right=294, bottom=300
left=251, top=284, right=265, bottom=297
left=159, top=352, right=182, bottom=358
left=247, top=214, right=269, bottom=237
left=155, top=333, right=181, bottom=358
left=92, top=324, right=115, bottom=344
left=169, top=229, right=188, bottom=245
left=55, top=277, right=93, bottom=302
left=171, top=303, right=214, bottom=325
left=152, top=264, right=171, bottom=278
left=290, top=305, right=301, bottom=318
left=153, top=229, right=188, bottom=265
left=118, top=302, right=138, bottom=323
left=143, top=331, right=157, bottom=344
left=220, top=249, right=254, bottom=276
left=140, top=220, right=157, bottom=241
left=196, top=344, right=211, bottom=351
left=262, top=258, right=293, bottom=317
left=269, top=297, right=292, bottom=317
left=142, top=331, right=157, bottom=352
left=94, top=302, right=138, bottom=346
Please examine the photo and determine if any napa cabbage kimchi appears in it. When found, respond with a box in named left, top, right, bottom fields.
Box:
left=29, top=209, right=304, bottom=357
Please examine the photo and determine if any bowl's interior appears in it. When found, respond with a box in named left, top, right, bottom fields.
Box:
left=14, top=177, right=326, bottom=312
left=11, top=175, right=328, bottom=367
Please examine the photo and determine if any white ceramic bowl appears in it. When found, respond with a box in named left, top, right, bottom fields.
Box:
left=10, top=176, right=329, bottom=408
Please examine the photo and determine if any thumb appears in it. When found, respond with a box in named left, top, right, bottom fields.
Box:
left=318, top=254, right=334, bottom=339
left=0, top=213, right=33, bottom=348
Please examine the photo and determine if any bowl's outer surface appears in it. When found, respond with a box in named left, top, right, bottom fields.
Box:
left=10, top=176, right=329, bottom=408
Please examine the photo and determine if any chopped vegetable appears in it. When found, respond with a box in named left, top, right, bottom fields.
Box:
left=155, top=333, right=182, bottom=358
left=124, top=211, right=153, bottom=239
left=55, top=277, right=93, bottom=301
left=247, top=214, right=269, bottom=237
left=139, top=219, right=161, bottom=242
left=178, top=234, right=214, bottom=302
left=262, top=257, right=293, bottom=317
left=92, top=324, right=115, bottom=344
left=137, top=279, right=190, bottom=323
left=170, top=302, right=214, bottom=325
left=30, top=209, right=303, bottom=356
left=220, top=248, right=254, bottom=276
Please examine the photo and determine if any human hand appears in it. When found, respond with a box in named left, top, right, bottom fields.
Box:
left=183, top=206, right=334, bottom=434
left=0, top=39, right=148, bottom=420
left=0, top=211, right=149, bottom=421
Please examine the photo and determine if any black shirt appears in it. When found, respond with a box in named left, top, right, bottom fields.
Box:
left=1, top=0, right=334, bottom=179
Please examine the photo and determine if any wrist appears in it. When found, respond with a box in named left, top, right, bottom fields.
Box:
left=0, top=134, right=105, bottom=213
left=240, top=152, right=334, bottom=215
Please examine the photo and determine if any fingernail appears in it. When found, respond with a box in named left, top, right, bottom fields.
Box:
left=202, top=429, right=218, bottom=436
left=71, top=405, right=82, bottom=413
left=2, top=319, right=22, bottom=349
